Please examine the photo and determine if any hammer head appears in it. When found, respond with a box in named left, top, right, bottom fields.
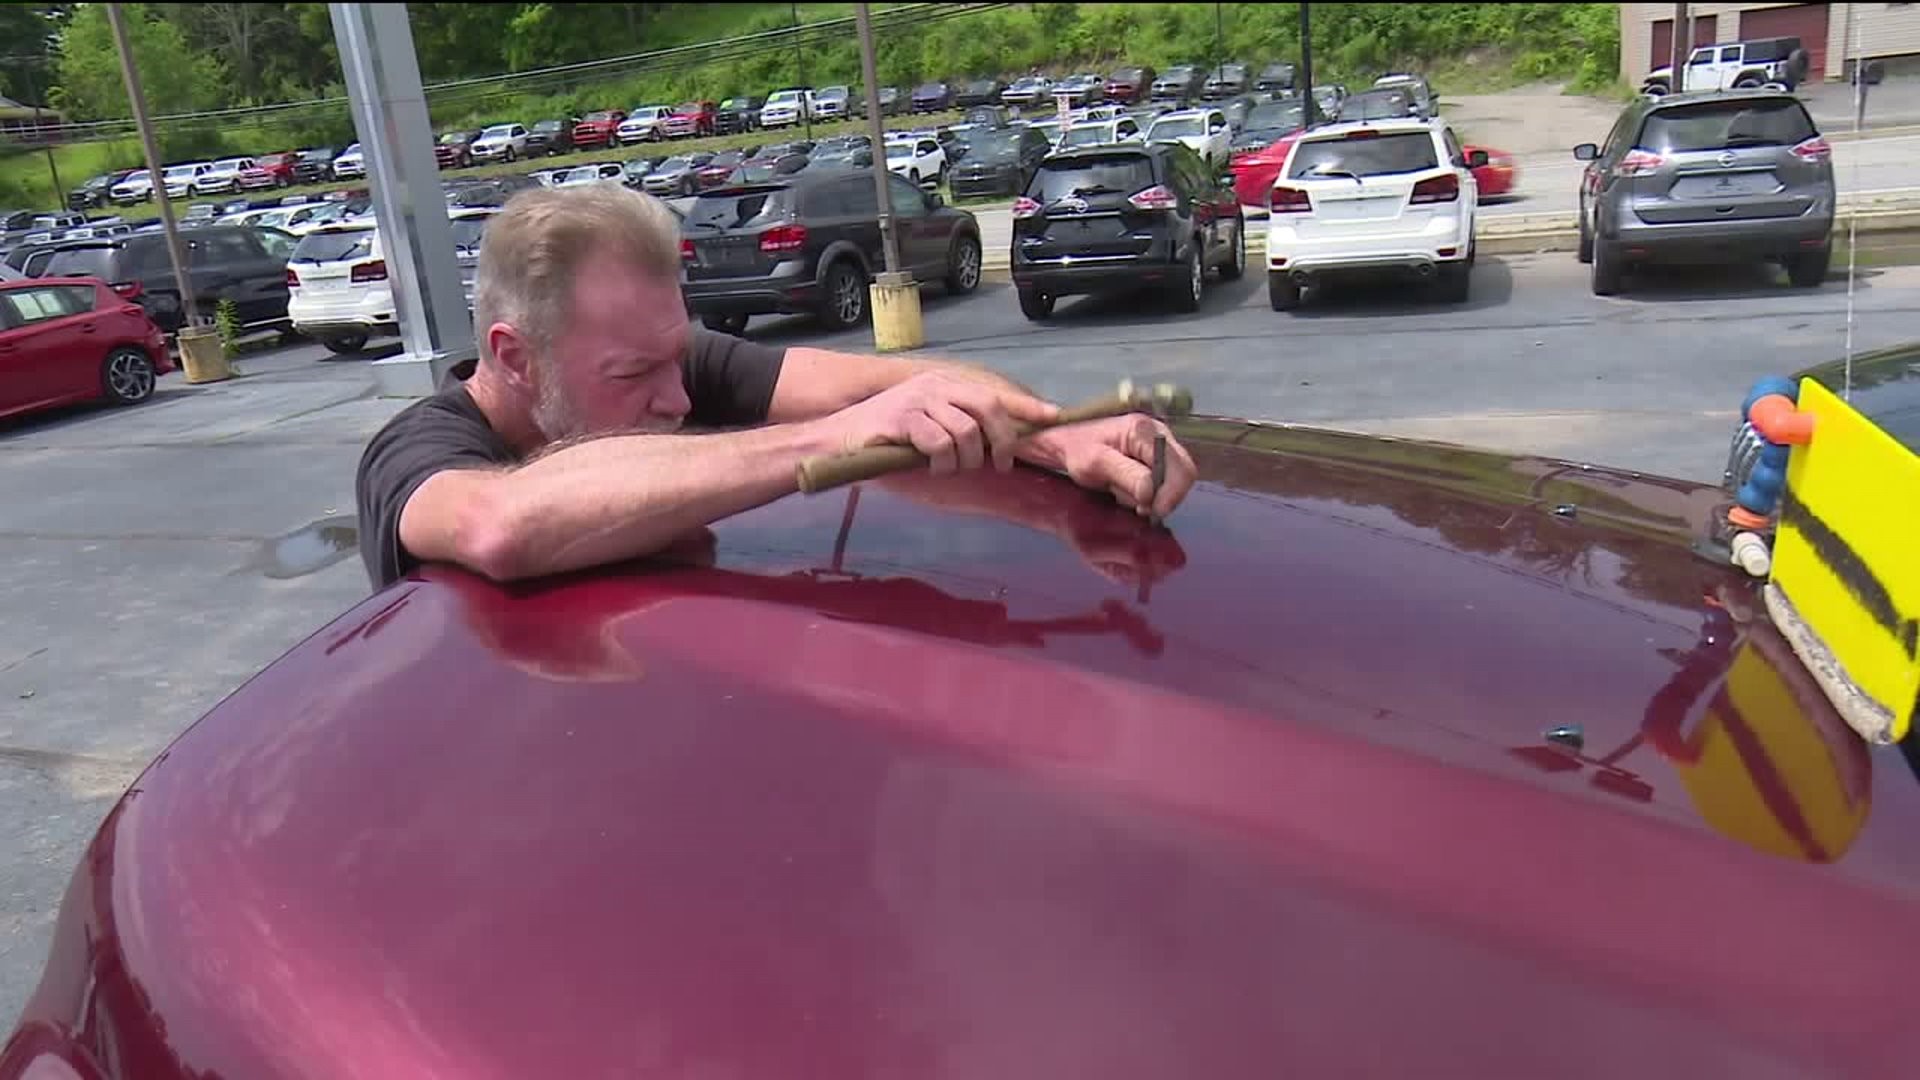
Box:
left=1116, top=378, right=1194, bottom=419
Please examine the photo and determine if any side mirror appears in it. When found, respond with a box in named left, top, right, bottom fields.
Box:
left=1465, top=149, right=1489, bottom=169
left=1572, top=142, right=1599, bottom=161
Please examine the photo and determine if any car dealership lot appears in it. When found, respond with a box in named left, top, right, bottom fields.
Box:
left=7, top=255, right=1920, bottom=1020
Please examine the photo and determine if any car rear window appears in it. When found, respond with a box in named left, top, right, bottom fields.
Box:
left=1245, top=101, right=1305, bottom=131
left=1149, top=116, right=1206, bottom=139
left=1288, top=131, right=1438, bottom=178
left=1637, top=99, right=1817, bottom=152
left=41, top=247, right=116, bottom=279
left=686, top=188, right=790, bottom=229
left=1027, top=154, right=1157, bottom=202
left=1340, top=90, right=1416, bottom=120
left=292, top=228, right=375, bottom=263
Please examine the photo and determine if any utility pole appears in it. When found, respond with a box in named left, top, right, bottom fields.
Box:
left=24, top=60, right=62, bottom=205
left=1299, top=2, right=1317, bottom=127
left=1214, top=2, right=1224, bottom=86
left=856, top=3, right=900, bottom=276
left=792, top=1, right=812, bottom=140
left=106, top=3, right=197, bottom=328
left=1670, top=2, right=1689, bottom=91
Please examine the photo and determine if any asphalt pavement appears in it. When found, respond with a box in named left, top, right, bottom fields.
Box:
left=7, top=254, right=1920, bottom=1023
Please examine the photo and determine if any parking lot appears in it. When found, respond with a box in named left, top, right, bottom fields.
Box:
left=7, top=243, right=1920, bottom=1019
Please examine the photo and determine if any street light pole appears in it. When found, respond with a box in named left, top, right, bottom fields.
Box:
left=1671, top=2, right=1689, bottom=91
left=857, top=3, right=900, bottom=275
left=793, top=1, right=813, bottom=140
left=105, top=3, right=197, bottom=328
left=1299, top=2, right=1318, bottom=127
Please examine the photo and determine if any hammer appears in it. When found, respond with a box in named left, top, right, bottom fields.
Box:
left=796, top=379, right=1194, bottom=495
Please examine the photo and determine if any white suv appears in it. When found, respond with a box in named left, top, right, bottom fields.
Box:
left=1263, top=117, right=1481, bottom=311
left=884, top=134, right=946, bottom=187
left=760, top=89, right=812, bottom=129
left=286, top=207, right=498, bottom=354
left=1145, top=108, right=1231, bottom=168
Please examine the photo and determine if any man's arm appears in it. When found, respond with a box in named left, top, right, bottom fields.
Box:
left=766, top=346, right=1039, bottom=423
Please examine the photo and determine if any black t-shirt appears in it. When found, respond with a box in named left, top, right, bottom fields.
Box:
left=355, top=331, right=786, bottom=590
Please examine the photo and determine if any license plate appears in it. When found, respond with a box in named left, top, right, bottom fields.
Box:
left=1315, top=195, right=1403, bottom=222
left=698, top=244, right=756, bottom=270
left=1673, top=172, right=1777, bottom=198
left=303, top=278, right=349, bottom=293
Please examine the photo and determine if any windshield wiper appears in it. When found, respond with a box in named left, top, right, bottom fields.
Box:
left=1721, top=134, right=1781, bottom=147
left=1069, top=183, right=1120, bottom=196
left=1308, top=165, right=1364, bottom=183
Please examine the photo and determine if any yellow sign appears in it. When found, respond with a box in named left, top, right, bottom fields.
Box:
left=1766, top=379, right=1920, bottom=743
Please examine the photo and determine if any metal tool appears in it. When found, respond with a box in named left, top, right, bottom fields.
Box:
left=796, top=379, right=1193, bottom=495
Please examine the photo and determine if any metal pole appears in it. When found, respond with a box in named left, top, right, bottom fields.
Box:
left=1299, top=2, right=1317, bottom=127
left=1670, top=2, right=1688, bottom=91
left=793, top=2, right=813, bottom=140
left=856, top=3, right=901, bottom=274
left=1215, top=2, right=1224, bottom=87
left=24, top=62, right=63, bottom=205
left=106, top=3, right=197, bottom=328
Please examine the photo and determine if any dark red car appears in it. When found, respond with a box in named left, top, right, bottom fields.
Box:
left=237, top=152, right=299, bottom=190
left=4, top=392, right=1918, bottom=1076
left=1104, top=65, right=1157, bottom=104
left=434, top=129, right=480, bottom=170
left=572, top=109, right=627, bottom=151
left=664, top=99, right=719, bottom=139
left=0, top=277, right=171, bottom=420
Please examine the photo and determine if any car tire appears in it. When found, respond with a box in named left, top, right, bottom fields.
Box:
left=702, top=312, right=750, bottom=335
left=946, top=233, right=982, bottom=294
left=1017, top=287, right=1055, bottom=321
left=908, top=169, right=920, bottom=186
left=1217, top=218, right=1246, bottom=280
left=1577, top=202, right=1594, bottom=264
left=101, top=346, right=156, bottom=405
left=323, top=333, right=369, bottom=356
left=1786, top=244, right=1831, bottom=288
left=505, top=148, right=516, bottom=163
left=818, top=260, right=869, bottom=330
left=1267, top=271, right=1301, bottom=311
left=1170, top=245, right=1204, bottom=313
left=1591, top=239, right=1624, bottom=296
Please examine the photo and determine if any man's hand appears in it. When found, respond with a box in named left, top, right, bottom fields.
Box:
left=1024, top=414, right=1198, bottom=521
left=818, top=370, right=1060, bottom=474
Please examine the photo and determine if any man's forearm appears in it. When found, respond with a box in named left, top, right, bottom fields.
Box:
left=475, top=420, right=833, bottom=580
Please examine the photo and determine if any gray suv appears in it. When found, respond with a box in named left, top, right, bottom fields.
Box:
left=1574, top=89, right=1832, bottom=295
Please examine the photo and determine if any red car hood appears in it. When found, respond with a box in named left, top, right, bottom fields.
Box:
left=9, top=422, right=1919, bottom=1079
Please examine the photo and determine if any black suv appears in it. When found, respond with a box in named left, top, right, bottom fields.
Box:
left=949, top=124, right=1054, bottom=199
left=680, top=167, right=984, bottom=333
left=524, top=118, right=579, bottom=157
left=1011, top=142, right=1245, bottom=320
left=292, top=148, right=338, bottom=185
left=33, top=226, right=292, bottom=333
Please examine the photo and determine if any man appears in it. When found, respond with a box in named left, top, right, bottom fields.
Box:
left=355, top=184, right=1197, bottom=591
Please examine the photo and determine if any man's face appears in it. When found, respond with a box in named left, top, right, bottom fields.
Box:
left=532, top=249, right=693, bottom=442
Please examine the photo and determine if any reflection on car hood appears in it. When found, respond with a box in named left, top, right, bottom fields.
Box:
left=19, top=420, right=1920, bottom=1078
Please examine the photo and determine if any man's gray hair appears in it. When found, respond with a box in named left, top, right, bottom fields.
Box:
left=471, top=184, right=683, bottom=366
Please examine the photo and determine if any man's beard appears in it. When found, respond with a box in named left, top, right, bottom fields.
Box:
left=529, top=363, right=682, bottom=443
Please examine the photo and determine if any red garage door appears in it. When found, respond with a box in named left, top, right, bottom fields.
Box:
left=1740, top=4, right=1830, bottom=78
left=1650, top=15, right=1719, bottom=74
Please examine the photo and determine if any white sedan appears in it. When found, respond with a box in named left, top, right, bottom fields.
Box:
left=468, top=123, right=529, bottom=164
left=884, top=135, right=946, bottom=187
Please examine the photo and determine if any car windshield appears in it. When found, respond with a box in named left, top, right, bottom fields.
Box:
left=956, top=130, right=1023, bottom=161
left=342, top=144, right=361, bottom=155
left=584, top=111, right=617, bottom=122
left=481, top=125, right=515, bottom=139
left=292, top=227, right=375, bottom=263
left=660, top=156, right=696, bottom=170
left=819, top=88, right=848, bottom=100
left=449, top=217, right=491, bottom=251
left=1245, top=100, right=1306, bottom=131
left=1288, top=131, right=1438, bottom=178
left=1149, top=116, right=1205, bottom=139
left=1164, top=67, right=1195, bottom=80
left=686, top=188, right=790, bottom=229
left=42, top=248, right=114, bottom=278
left=1028, top=154, right=1155, bottom=203
left=534, top=120, right=564, bottom=132
left=438, top=132, right=468, bottom=145
left=768, top=92, right=802, bottom=104
left=916, top=84, right=944, bottom=94
left=120, top=171, right=150, bottom=184
left=1062, top=124, right=1123, bottom=147
left=1638, top=99, right=1817, bottom=151
left=211, top=159, right=247, bottom=173
left=164, top=165, right=200, bottom=180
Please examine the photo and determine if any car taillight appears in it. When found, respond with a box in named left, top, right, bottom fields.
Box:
left=1790, top=136, right=1831, bottom=163
left=680, top=238, right=695, bottom=261
left=1269, top=186, right=1311, bottom=213
left=1614, top=149, right=1665, bottom=176
left=1012, top=196, right=1043, bottom=219
left=1127, top=185, right=1178, bottom=211
left=350, top=259, right=387, bottom=283
left=284, top=268, right=299, bottom=288
left=111, top=280, right=144, bottom=299
left=1409, top=173, right=1459, bottom=204
left=759, top=224, right=807, bottom=254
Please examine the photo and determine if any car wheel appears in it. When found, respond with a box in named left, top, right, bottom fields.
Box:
left=1017, top=287, right=1055, bottom=321
left=1577, top=200, right=1594, bottom=264
left=818, top=260, right=869, bottom=330
left=505, top=148, right=516, bottom=163
left=323, top=333, right=369, bottom=356
left=1267, top=271, right=1301, bottom=311
left=1170, top=244, right=1203, bottom=313
left=1217, top=218, right=1246, bottom=280
left=1734, top=77, right=1762, bottom=89
left=908, top=169, right=920, bottom=185
left=702, top=312, right=750, bottom=335
left=101, top=346, right=156, bottom=405
left=945, top=233, right=983, bottom=294
left=1591, top=239, right=1624, bottom=296
left=1786, top=243, right=1831, bottom=287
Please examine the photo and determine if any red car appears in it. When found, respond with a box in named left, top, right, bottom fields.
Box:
left=572, top=109, right=627, bottom=150
left=664, top=100, right=718, bottom=139
left=238, top=152, right=299, bottom=190
left=0, top=277, right=171, bottom=421
left=4, top=383, right=1918, bottom=1076
left=1233, top=131, right=1517, bottom=207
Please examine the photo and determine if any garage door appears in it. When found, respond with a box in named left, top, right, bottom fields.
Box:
left=1650, top=15, right=1719, bottom=74
left=1740, top=4, right=1830, bottom=78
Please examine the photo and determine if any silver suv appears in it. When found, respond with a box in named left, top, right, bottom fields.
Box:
left=1573, top=89, right=1833, bottom=296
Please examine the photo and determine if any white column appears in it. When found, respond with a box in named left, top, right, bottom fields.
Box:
left=329, top=2, right=475, bottom=397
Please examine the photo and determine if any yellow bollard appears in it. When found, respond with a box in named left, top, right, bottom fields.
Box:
left=175, top=325, right=233, bottom=384
left=868, top=270, right=925, bottom=352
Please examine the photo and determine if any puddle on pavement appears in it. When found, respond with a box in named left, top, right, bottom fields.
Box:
left=256, top=515, right=359, bottom=579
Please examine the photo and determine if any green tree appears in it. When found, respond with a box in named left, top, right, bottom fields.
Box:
left=0, top=4, right=72, bottom=106
left=50, top=3, right=226, bottom=121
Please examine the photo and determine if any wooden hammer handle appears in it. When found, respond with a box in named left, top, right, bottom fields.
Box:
left=795, top=394, right=1147, bottom=495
